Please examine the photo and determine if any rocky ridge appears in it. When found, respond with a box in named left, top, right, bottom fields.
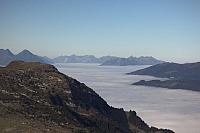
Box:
left=0, top=61, right=174, bottom=133
left=129, top=62, right=200, bottom=91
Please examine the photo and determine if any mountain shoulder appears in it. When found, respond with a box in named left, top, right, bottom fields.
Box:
left=0, top=61, right=174, bottom=133
left=129, top=62, right=200, bottom=91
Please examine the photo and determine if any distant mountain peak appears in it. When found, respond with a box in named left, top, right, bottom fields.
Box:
left=128, top=56, right=135, bottom=59
left=101, top=56, right=164, bottom=66
left=0, top=49, right=14, bottom=55
left=17, top=49, right=34, bottom=56
left=53, top=55, right=164, bottom=65
left=0, top=49, right=53, bottom=65
left=0, top=49, right=15, bottom=66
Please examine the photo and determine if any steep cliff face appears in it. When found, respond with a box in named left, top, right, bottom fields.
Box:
left=0, top=61, right=174, bottom=133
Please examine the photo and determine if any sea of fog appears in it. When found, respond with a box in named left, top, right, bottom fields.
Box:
left=55, top=63, right=200, bottom=133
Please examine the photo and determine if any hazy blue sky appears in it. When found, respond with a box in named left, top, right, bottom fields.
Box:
left=0, top=0, right=200, bottom=63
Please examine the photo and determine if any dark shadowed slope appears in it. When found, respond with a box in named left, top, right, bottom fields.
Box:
left=133, top=80, right=200, bottom=91
left=128, top=62, right=200, bottom=80
left=129, top=62, right=200, bottom=91
left=0, top=61, right=173, bottom=133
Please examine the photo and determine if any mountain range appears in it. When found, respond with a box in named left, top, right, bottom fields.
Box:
left=54, top=55, right=164, bottom=66
left=53, top=55, right=117, bottom=63
left=0, top=61, right=174, bottom=133
left=0, top=49, right=52, bottom=66
left=0, top=49, right=14, bottom=66
left=128, top=62, right=200, bottom=91
left=100, top=56, right=164, bottom=66
left=0, top=49, right=164, bottom=66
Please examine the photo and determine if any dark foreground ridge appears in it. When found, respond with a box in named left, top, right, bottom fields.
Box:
left=0, top=61, right=174, bottom=133
left=128, top=62, right=200, bottom=91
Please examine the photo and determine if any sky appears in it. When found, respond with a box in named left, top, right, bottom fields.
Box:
left=0, top=0, right=200, bottom=63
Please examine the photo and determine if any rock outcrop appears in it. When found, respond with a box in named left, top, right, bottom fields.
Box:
left=0, top=61, right=174, bottom=133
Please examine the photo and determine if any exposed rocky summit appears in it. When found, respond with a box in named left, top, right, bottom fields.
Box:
left=129, top=62, right=200, bottom=91
left=0, top=61, right=174, bottom=133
